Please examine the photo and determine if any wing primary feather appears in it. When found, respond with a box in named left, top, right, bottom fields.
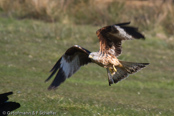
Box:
left=45, top=58, right=61, bottom=82
left=45, top=69, right=57, bottom=82
left=50, top=58, right=61, bottom=72
left=48, top=68, right=66, bottom=90
left=115, top=22, right=131, bottom=26
left=120, top=26, right=145, bottom=39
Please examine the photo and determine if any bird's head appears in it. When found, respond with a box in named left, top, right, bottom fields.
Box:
left=89, top=52, right=100, bottom=61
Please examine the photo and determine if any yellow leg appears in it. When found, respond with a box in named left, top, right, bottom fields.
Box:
left=109, top=65, right=117, bottom=76
left=109, top=68, right=114, bottom=76
left=113, top=65, right=117, bottom=72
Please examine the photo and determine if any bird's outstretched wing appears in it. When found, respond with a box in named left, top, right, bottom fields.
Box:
left=45, top=45, right=91, bottom=90
left=96, top=22, right=145, bottom=57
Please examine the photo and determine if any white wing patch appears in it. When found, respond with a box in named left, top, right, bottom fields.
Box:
left=61, top=55, right=80, bottom=78
left=114, top=25, right=132, bottom=40
left=109, top=46, right=115, bottom=55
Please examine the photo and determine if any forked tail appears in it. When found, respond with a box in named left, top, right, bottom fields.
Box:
left=119, top=61, right=149, bottom=74
left=107, top=61, right=149, bottom=86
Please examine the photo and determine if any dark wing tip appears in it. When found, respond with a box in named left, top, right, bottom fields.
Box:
left=135, top=32, right=145, bottom=39
left=136, top=30, right=145, bottom=39
left=45, top=71, right=57, bottom=83
left=49, top=58, right=61, bottom=72
left=47, top=68, right=66, bottom=90
left=115, top=22, right=131, bottom=26
left=121, top=26, right=145, bottom=39
left=114, top=22, right=145, bottom=40
left=48, top=86, right=57, bottom=90
left=45, top=75, right=52, bottom=82
left=45, top=58, right=62, bottom=82
left=144, top=63, right=150, bottom=66
left=138, top=63, right=150, bottom=69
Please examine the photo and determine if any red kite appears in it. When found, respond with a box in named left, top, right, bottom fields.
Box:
left=45, top=22, right=149, bottom=90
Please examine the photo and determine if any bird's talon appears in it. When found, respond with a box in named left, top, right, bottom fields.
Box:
left=113, top=65, right=117, bottom=72
left=109, top=68, right=115, bottom=76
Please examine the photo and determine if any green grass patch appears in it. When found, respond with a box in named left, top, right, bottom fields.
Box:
left=0, top=17, right=174, bottom=116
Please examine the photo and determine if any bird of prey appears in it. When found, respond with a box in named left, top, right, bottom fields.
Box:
left=45, top=22, right=149, bottom=90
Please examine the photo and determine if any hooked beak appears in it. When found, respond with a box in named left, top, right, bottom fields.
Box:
left=89, top=54, right=93, bottom=58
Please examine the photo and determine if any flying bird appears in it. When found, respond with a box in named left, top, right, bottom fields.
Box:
left=45, top=22, right=149, bottom=90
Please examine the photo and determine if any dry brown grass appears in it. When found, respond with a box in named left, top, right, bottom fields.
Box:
left=0, top=0, right=173, bottom=35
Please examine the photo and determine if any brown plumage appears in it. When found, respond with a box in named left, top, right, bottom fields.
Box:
left=45, top=22, right=149, bottom=90
left=96, top=22, right=144, bottom=57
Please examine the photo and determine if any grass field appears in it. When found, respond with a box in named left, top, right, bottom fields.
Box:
left=0, top=17, right=174, bottom=116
